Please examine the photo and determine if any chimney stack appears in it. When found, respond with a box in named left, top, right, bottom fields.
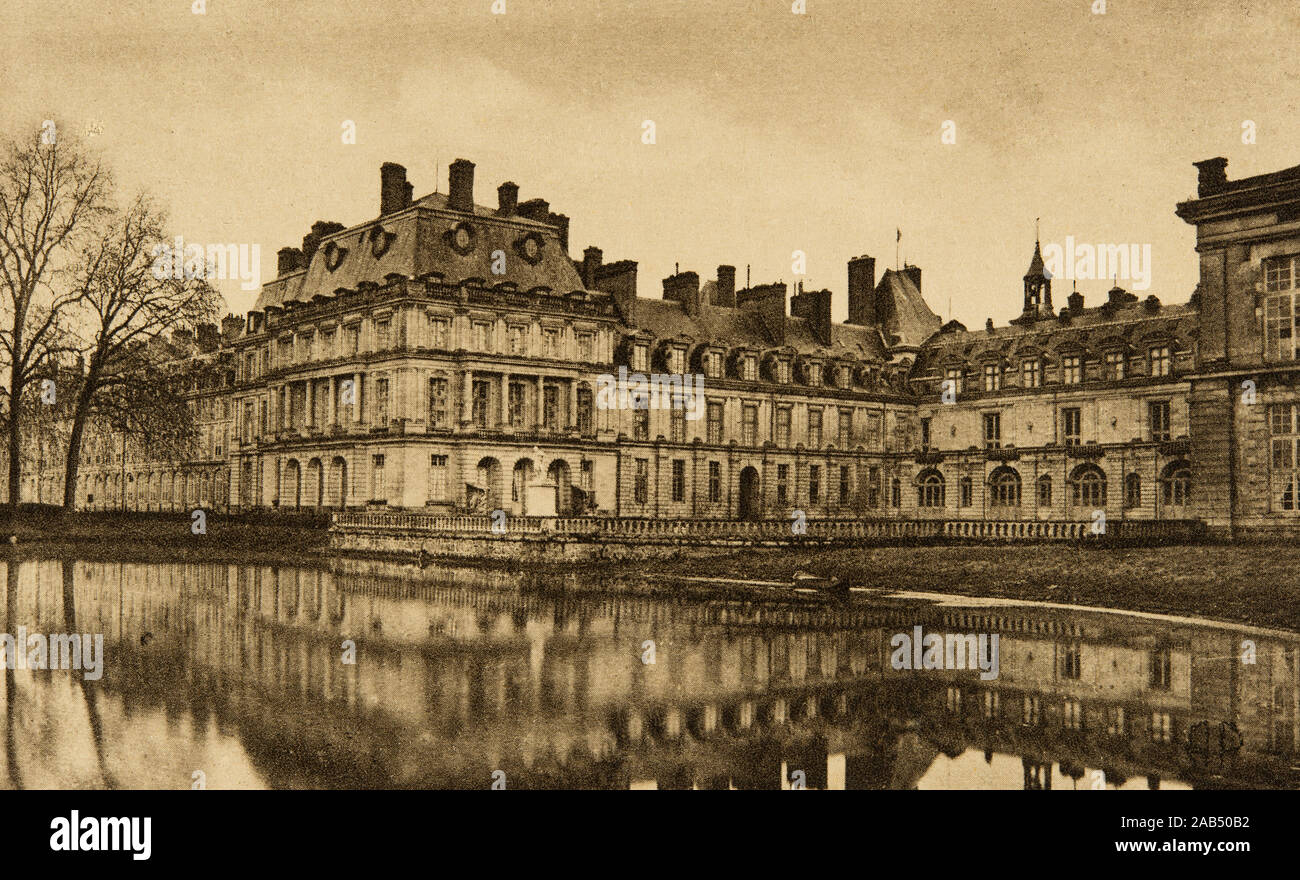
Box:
left=1194, top=157, right=1228, bottom=197
left=582, top=247, right=603, bottom=288
left=1068, top=289, right=1085, bottom=315
left=277, top=247, right=304, bottom=276
left=714, top=265, right=736, bottom=307
left=448, top=158, right=475, bottom=212
left=790, top=287, right=833, bottom=345
left=847, top=255, right=877, bottom=325
left=380, top=162, right=410, bottom=215
left=301, top=220, right=345, bottom=264
left=663, top=271, right=703, bottom=317
left=497, top=181, right=519, bottom=215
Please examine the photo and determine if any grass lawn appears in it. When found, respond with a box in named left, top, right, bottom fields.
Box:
left=649, top=543, right=1300, bottom=632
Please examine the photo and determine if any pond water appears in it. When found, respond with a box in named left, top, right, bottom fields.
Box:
left=0, top=556, right=1294, bottom=789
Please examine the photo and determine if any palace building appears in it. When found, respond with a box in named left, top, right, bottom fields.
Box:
left=42, top=154, right=1300, bottom=537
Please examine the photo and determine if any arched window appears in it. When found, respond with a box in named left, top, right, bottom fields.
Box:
left=958, top=475, right=973, bottom=507
left=1069, top=464, right=1107, bottom=508
left=1160, top=461, right=1191, bottom=506
left=988, top=466, right=1021, bottom=507
left=1036, top=474, right=1052, bottom=507
left=1124, top=473, right=1142, bottom=509
left=917, top=469, right=945, bottom=508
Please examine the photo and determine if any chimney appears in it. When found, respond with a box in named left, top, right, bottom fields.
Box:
left=497, top=181, right=519, bottom=215
left=448, top=158, right=475, bottom=212
left=714, top=265, right=736, bottom=307
left=277, top=247, right=304, bottom=276
left=581, top=247, right=603, bottom=287
left=902, top=263, right=922, bottom=293
left=1068, top=289, right=1085, bottom=315
left=196, top=322, right=219, bottom=352
left=847, top=255, right=877, bottom=325
left=222, top=314, right=245, bottom=338
left=301, top=220, right=344, bottom=264
left=663, top=271, right=703, bottom=317
left=1194, top=157, right=1229, bottom=197
left=791, top=287, right=833, bottom=346
left=1107, top=284, right=1128, bottom=305
left=737, top=283, right=787, bottom=345
left=592, top=260, right=638, bottom=325
left=380, top=162, right=410, bottom=215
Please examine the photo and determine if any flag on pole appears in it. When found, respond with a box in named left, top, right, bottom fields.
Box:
left=896, top=228, right=901, bottom=242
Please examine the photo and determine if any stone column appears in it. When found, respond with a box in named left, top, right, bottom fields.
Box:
left=352, top=372, right=363, bottom=425
left=462, top=370, right=473, bottom=426
left=307, top=379, right=316, bottom=429
left=569, top=379, right=578, bottom=430
left=536, top=375, right=545, bottom=430
left=328, top=376, right=337, bottom=427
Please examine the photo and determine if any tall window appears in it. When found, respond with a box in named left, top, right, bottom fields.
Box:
left=959, top=476, right=973, bottom=507
left=346, top=324, right=360, bottom=356
left=945, top=367, right=963, bottom=394
left=473, top=321, right=491, bottom=352
left=809, top=465, right=821, bottom=505
left=671, top=459, right=686, bottom=502
left=704, top=351, right=723, bottom=379
left=633, top=408, right=650, bottom=441
left=1161, top=462, right=1191, bottom=506
left=1103, top=351, right=1126, bottom=381
left=1149, top=400, right=1171, bottom=441
left=868, top=466, right=880, bottom=508
left=371, top=454, right=385, bottom=501
left=776, top=464, right=789, bottom=506
left=670, top=404, right=685, bottom=443
left=838, top=408, right=853, bottom=448
left=707, top=401, right=724, bottom=444
left=808, top=408, right=823, bottom=447
left=632, top=343, right=649, bottom=372
left=775, top=360, right=791, bottom=383
left=982, top=363, right=1002, bottom=392
left=708, top=461, right=721, bottom=502
left=917, top=470, right=945, bottom=508
left=508, top=324, right=526, bottom=355
left=428, top=454, right=448, bottom=501
left=375, top=320, right=390, bottom=351
left=742, top=404, right=758, bottom=446
left=634, top=458, right=649, bottom=504
left=428, top=377, right=448, bottom=429
left=374, top=377, right=389, bottom=426
left=775, top=407, right=791, bottom=447
left=577, top=386, right=594, bottom=436
left=1062, top=407, right=1082, bottom=446
left=890, top=477, right=901, bottom=508
left=429, top=316, right=450, bottom=348
left=742, top=356, right=758, bottom=381
left=667, top=348, right=685, bottom=374
left=577, top=331, right=595, bottom=362
left=982, top=412, right=1001, bottom=449
left=1037, top=474, right=1052, bottom=507
left=1271, top=403, right=1300, bottom=510
left=920, top=417, right=932, bottom=450
left=1264, top=254, right=1300, bottom=361
left=1124, top=473, right=1142, bottom=509
left=1149, top=346, right=1172, bottom=377
left=1022, top=359, right=1040, bottom=388
left=472, top=379, right=491, bottom=428
left=839, top=466, right=851, bottom=505
left=543, top=328, right=559, bottom=358
left=508, top=381, right=527, bottom=427
left=1062, top=355, right=1082, bottom=384
left=543, top=384, right=559, bottom=431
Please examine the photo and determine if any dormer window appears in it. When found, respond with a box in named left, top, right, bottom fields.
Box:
left=837, top=365, right=852, bottom=388
left=775, top=359, right=791, bottom=384
left=1022, top=359, right=1040, bottom=388
left=945, top=367, right=963, bottom=394
left=807, top=362, right=822, bottom=386
left=1103, top=350, right=1126, bottom=380
left=667, top=347, right=686, bottom=374
left=982, top=363, right=1002, bottom=392
left=742, top=355, right=758, bottom=381
left=632, top=342, right=649, bottom=372
left=1149, top=346, right=1172, bottom=377
left=1062, top=355, right=1082, bottom=384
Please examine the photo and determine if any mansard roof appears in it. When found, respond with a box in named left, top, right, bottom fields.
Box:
left=255, top=191, right=583, bottom=312
left=912, top=295, right=1198, bottom=376
left=629, top=297, right=889, bottom=361
left=876, top=268, right=942, bottom=349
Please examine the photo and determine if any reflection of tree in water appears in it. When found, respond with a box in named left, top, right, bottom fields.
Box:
left=61, top=557, right=117, bottom=788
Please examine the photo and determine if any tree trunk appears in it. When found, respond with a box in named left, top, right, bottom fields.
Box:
left=6, top=374, right=21, bottom=509
left=61, top=380, right=97, bottom=513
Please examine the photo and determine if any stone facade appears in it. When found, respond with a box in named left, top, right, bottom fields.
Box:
left=38, top=154, right=1300, bottom=537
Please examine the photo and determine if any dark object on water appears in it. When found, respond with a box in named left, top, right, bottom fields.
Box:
left=791, top=571, right=849, bottom=598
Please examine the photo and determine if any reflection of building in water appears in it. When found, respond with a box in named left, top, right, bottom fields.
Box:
left=3, top=559, right=1298, bottom=789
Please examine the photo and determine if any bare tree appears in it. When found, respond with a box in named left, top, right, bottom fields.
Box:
left=61, top=195, right=221, bottom=511
left=0, top=124, right=109, bottom=507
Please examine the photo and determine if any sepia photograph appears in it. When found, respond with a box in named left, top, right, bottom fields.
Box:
left=0, top=0, right=1294, bottom=860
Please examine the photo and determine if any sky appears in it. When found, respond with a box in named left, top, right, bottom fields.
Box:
left=3, top=0, right=1298, bottom=326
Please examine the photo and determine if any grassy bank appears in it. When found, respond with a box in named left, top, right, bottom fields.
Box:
left=0, top=507, right=330, bottom=564
left=645, top=543, right=1300, bottom=633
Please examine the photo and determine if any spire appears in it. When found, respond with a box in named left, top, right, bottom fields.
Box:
left=1024, top=239, right=1048, bottom=281
left=1017, top=237, right=1052, bottom=324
